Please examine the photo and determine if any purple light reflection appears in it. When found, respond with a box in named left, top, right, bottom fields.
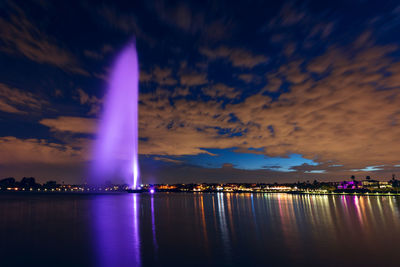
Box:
left=91, top=43, right=140, bottom=189
left=92, top=195, right=142, bottom=267
left=151, top=194, right=158, bottom=257
left=132, top=194, right=141, bottom=266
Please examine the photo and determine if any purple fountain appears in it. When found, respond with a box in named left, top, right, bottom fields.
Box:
left=91, top=43, right=140, bottom=189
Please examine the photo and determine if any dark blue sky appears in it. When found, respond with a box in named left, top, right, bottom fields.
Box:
left=1, top=0, right=400, bottom=183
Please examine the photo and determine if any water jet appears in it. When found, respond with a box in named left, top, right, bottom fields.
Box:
left=91, top=42, right=140, bottom=189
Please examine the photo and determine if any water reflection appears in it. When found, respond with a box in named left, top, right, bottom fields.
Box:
left=132, top=194, right=141, bottom=266
left=216, top=192, right=231, bottom=261
left=92, top=194, right=141, bottom=267
left=198, top=195, right=208, bottom=248
left=150, top=194, right=158, bottom=256
left=87, top=193, right=400, bottom=267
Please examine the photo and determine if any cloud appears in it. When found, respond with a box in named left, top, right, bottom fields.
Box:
left=0, top=136, right=82, bottom=164
left=137, top=33, right=400, bottom=175
left=153, top=156, right=183, bottom=164
left=139, top=91, right=245, bottom=155
left=289, top=163, right=344, bottom=173
left=0, top=135, right=95, bottom=183
left=0, top=2, right=88, bottom=75
left=262, top=165, right=282, bottom=170
left=202, top=83, right=240, bottom=99
left=153, top=1, right=204, bottom=34
left=222, top=163, right=234, bottom=168
left=200, top=46, right=268, bottom=68
left=84, top=45, right=113, bottom=60
left=0, top=83, right=47, bottom=114
left=269, top=3, right=306, bottom=27
left=77, top=88, right=102, bottom=115
left=84, top=50, right=103, bottom=60
left=0, top=100, right=20, bottom=114
left=153, top=67, right=177, bottom=86
left=179, top=71, right=207, bottom=86
left=237, top=74, right=261, bottom=83
left=308, top=22, right=335, bottom=39
left=40, top=116, right=97, bottom=134
left=151, top=0, right=234, bottom=42
left=263, top=3, right=337, bottom=51
left=230, top=39, right=400, bottom=169
left=142, top=64, right=208, bottom=88
left=263, top=74, right=283, bottom=92
left=4, top=40, right=400, bottom=181
left=140, top=67, right=177, bottom=86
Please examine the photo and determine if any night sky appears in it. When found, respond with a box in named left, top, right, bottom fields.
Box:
left=1, top=0, right=400, bottom=184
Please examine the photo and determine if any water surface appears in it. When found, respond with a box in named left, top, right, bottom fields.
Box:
left=0, top=193, right=399, bottom=266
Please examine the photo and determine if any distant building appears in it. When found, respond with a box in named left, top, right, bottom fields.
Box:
left=362, top=180, right=392, bottom=189
left=266, top=185, right=293, bottom=191
left=361, top=180, right=380, bottom=188
left=378, top=181, right=391, bottom=188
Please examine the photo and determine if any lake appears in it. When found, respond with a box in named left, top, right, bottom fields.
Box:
left=0, top=193, right=399, bottom=266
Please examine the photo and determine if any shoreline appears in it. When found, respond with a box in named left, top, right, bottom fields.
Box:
left=288, top=191, right=400, bottom=196
left=1, top=190, right=400, bottom=196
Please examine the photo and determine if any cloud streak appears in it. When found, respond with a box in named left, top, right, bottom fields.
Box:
left=0, top=2, right=88, bottom=75
left=0, top=136, right=82, bottom=164
left=40, top=116, right=97, bottom=134
left=0, top=83, right=47, bottom=114
left=200, top=46, right=268, bottom=68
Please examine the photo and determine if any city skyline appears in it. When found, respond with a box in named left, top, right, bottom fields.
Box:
left=1, top=0, right=400, bottom=183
